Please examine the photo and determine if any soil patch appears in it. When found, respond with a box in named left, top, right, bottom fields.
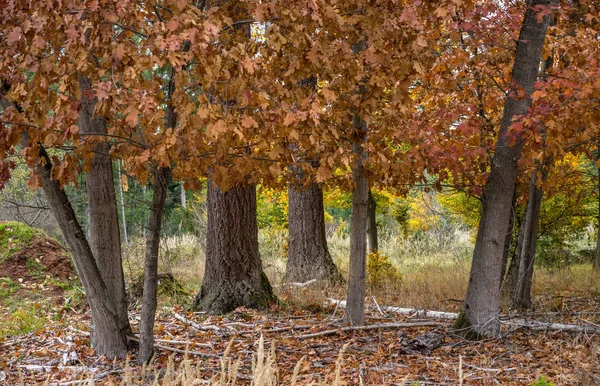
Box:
left=0, top=236, right=74, bottom=282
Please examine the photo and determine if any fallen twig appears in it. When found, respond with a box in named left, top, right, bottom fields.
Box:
left=17, top=365, right=98, bottom=372
left=274, top=279, right=317, bottom=288
left=153, top=338, right=213, bottom=348
left=172, top=311, right=222, bottom=332
left=297, top=321, right=449, bottom=339
left=127, top=336, right=219, bottom=358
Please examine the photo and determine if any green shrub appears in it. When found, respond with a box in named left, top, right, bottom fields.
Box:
left=366, top=251, right=402, bottom=290
left=530, top=376, right=555, bottom=386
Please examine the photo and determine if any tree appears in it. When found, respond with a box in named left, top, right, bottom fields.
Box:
left=286, top=177, right=340, bottom=283
left=193, top=181, right=275, bottom=313
left=454, top=0, right=556, bottom=339
left=78, top=75, right=131, bottom=337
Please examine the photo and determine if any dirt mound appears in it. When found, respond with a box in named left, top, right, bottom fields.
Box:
left=0, top=235, right=74, bottom=282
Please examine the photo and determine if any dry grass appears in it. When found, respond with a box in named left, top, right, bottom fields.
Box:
left=121, top=225, right=600, bottom=315
left=72, top=335, right=347, bottom=386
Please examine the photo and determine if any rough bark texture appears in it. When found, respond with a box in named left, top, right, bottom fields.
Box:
left=366, top=189, right=378, bottom=253
left=193, top=182, right=276, bottom=314
left=36, top=144, right=127, bottom=358
left=286, top=181, right=340, bottom=283
left=139, top=167, right=170, bottom=364
left=344, top=117, right=369, bottom=325
left=507, top=172, right=544, bottom=310
left=455, top=0, right=554, bottom=339
left=78, top=75, right=130, bottom=336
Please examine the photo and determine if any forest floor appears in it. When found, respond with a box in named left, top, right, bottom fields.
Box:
left=1, top=227, right=600, bottom=385
left=1, top=285, right=600, bottom=385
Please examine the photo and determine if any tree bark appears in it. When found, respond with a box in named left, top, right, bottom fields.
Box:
left=366, top=189, right=378, bottom=253
left=286, top=181, right=340, bottom=283
left=499, top=190, right=517, bottom=290
left=193, top=182, right=276, bottom=314
left=454, top=0, right=555, bottom=339
left=507, top=172, right=544, bottom=310
left=35, top=144, right=128, bottom=358
left=139, top=68, right=177, bottom=363
left=117, top=160, right=129, bottom=245
left=594, top=141, right=600, bottom=269
left=139, top=167, right=170, bottom=364
left=344, top=117, right=369, bottom=326
left=78, top=75, right=130, bottom=336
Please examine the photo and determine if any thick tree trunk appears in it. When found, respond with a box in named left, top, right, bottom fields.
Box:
left=35, top=144, right=128, bottom=358
left=344, top=117, right=369, bottom=325
left=139, top=167, right=170, bottom=364
left=508, top=172, right=543, bottom=310
left=193, top=182, right=276, bottom=314
left=78, top=75, right=130, bottom=336
left=286, top=181, right=340, bottom=282
left=454, top=0, right=554, bottom=339
left=366, top=189, right=378, bottom=253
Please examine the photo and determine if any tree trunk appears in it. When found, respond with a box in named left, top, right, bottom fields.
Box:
left=508, top=172, right=544, bottom=310
left=344, top=116, right=369, bottom=325
left=35, top=143, right=128, bottom=358
left=594, top=142, right=600, bottom=269
left=117, top=160, right=129, bottom=245
left=366, top=189, right=378, bottom=253
left=78, top=75, right=130, bottom=336
left=286, top=181, right=340, bottom=283
left=180, top=181, right=187, bottom=209
left=193, top=182, right=276, bottom=314
left=139, top=167, right=170, bottom=364
left=499, top=190, right=517, bottom=291
left=139, top=68, right=177, bottom=363
left=454, top=0, right=554, bottom=339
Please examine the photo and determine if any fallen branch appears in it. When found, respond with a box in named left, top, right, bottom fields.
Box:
left=127, top=336, right=219, bottom=358
left=327, top=298, right=459, bottom=320
left=328, top=298, right=600, bottom=334
left=274, top=279, right=317, bottom=288
left=17, top=365, right=98, bottom=373
left=297, top=321, right=449, bottom=339
left=172, top=311, right=222, bottom=332
left=153, top=338, right=213, bottom=348
left=501, top=319, right=600, bottom=334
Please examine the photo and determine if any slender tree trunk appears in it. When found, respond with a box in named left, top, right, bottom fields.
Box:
left=366, top=189, right=378, bottom=253
left=508, top=172, right=544, bottom=310
left=139, top=69, right=177, bottom=363
left=344, top=116, right=369, bottom=325
left=36, top=143, right=127, bottom=358
left=594, top=142, right=600, bottom=269
left=499, top=190, right=517, bottom=290
left=142, top=184, right=147, bottom=238
left=286, top=180, right=340, bottom=283
left=193, top=181, right=276, bottom=313
left=139, top=167, right=170, bottom=364
left=180, top=181, right=187, bottom=209
left=117, top=160, right=129, bottom=245
left=454, top=0, right=554, bottom=339
left=78, top=75, right=130, bottom=336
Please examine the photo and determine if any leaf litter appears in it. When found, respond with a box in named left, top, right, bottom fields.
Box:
left=1, top=297, right=600, bottom=385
